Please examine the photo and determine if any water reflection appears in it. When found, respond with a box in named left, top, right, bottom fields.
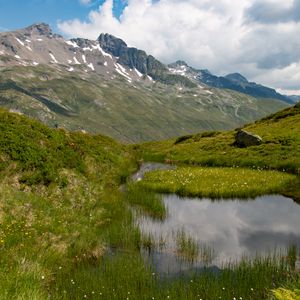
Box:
left=137, top=195, right=300, bottom=274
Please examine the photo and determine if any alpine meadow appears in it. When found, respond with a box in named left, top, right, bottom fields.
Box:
left=0, top=2, right=300, bottom=299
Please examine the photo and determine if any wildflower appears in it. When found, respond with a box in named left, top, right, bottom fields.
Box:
left=41, top=275, right=45, bottom=280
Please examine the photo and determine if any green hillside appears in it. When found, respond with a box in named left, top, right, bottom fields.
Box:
left=0, top=108, right=139, bottom=299
left=139, top=103, right=300, bottom=173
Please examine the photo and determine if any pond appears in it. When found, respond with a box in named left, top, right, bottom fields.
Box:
left=136, top=194, right=300, bottom=275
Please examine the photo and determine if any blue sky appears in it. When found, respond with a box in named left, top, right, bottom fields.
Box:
left=0, top=0, right=299, bottom=94
left=0, top=0, right=126, bottom=32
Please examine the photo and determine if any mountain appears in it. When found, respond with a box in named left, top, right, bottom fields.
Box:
left=168, top=61, right=294, bottom=104
left=0, top=23, right=290, bottom=142
left=289, top=95, right=300, bottom=103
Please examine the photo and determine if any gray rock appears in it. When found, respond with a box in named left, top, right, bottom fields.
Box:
left=25, top=23, right=53, bottom=36
left=98, top=33, right=167, bottom=77
left=235, top=129, right=262, bottom=147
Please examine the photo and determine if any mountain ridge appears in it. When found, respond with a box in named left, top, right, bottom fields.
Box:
left=0, top=23, right=292, bottom=142
left=168, top=60, right=294, bottom=104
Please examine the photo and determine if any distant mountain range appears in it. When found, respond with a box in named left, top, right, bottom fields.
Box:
left=289, top=95, right=300, bottom=103
left=168, top=61, right=295, bottom=104
left=0, top=23, right=294, bottom=141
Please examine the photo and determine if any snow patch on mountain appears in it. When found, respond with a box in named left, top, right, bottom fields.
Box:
left=15, top=38, right=24, bottom=46
left=49, top=53, right=58, bottom=63
left=73, top=57, right=80, bottom=65
left=87, top=63, right=94, bottom=71
left=93, top=44, right=113, bottom=59
left=83, top=47, right=93, bottom=51
left=134, top=68, right=143, bottom=77
left=66, top=40, right=79, bottom=48
left=205, top=90, right=213, bottom=95
left=114, top=63, right=132, bottom=81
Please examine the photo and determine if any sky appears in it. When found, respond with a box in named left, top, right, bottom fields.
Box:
left=0, top=0, right=300, bottom=95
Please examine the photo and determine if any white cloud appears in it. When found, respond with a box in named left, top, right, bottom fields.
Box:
left=58, top=0, right=300, bottom=94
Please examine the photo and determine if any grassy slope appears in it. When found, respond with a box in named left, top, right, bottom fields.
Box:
left=138, top=103, right=300, bottom=171
left=0, top=64, right=288, bottom=142
left=0, top=108, right=139, bottom=298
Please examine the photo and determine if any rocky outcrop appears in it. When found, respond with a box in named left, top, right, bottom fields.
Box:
left=98, top=33, right=166, bottom=77
left=70, top=38, right=94, bottom=48
left=235, top=130, right=262, bottom=147
left=25, top=23, right=53, bottom=36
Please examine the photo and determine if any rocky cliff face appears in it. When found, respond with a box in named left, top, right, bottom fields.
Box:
left=98, top=33, right=167, bottom=78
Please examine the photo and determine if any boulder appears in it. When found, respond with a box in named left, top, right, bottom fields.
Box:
left=235, top=130, right=262, bottom=148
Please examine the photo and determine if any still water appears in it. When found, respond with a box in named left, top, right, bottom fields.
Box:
left=137, top=194, right=300, bottom=274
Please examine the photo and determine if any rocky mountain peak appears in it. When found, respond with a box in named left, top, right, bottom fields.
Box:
left=98, top=33, right=127, bottom=57
left=70, top=38, right=94, bottom=48
left=24, top=23, right=53, bottom=36
left=225, top=73, right=248, bottom=84
left=168, top=60, right=189, bottom=68
left=98, top=33, right=166, bottom=77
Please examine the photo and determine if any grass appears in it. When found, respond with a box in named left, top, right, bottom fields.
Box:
left=0, top=106, right=299, bottom=299
left=125, top=184, right=167, bottom=220
left=272, top=288, right=300, bottom=300
left=138, top=166, right=296, bottom=198
left=175, top=229, right=199, bottom=262
left=0, top=108, right=138, bottom=298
